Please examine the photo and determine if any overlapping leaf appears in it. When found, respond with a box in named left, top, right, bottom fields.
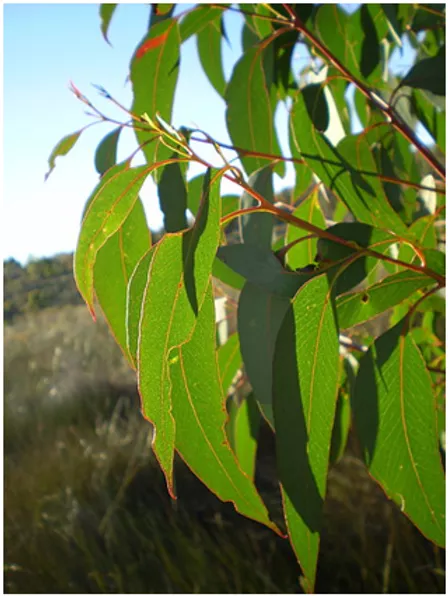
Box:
left=45, top=129, right=84, bottom=181
left=353, top=319, right=445, bottom=546
left=285, top=189, right=325, bottom=270
left=74, top=162, right=151, bottom=315
left=94, top=127, right=121, bottom=176
left=226, top=393, right=261, bottom=480
left=137, top=170, right=221, bottom=494
left=179, top=5, right=225, bottom=42
left=169, top=284, right=280, bottom=532
left=218, top=333, right=242, bottom=396
left=273, top=274, right=340, bottom=592
left=239, top=166, right=275, bottom=248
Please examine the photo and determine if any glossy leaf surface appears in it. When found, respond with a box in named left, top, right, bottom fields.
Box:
left=353, top=320, right=445, bottom=546
left=273, top=274, right=340, bottom=592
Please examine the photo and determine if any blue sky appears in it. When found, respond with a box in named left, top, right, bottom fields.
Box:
left=4, top=3, right=421, bottom=264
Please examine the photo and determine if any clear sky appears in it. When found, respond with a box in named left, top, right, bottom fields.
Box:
left=3, top=3, right=422, bottom=264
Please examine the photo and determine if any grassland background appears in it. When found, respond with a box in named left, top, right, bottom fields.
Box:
left=4, top=254, right=445, bottom=593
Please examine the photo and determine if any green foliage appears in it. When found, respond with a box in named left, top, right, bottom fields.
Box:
left=51, top=4, right=445, bottom=592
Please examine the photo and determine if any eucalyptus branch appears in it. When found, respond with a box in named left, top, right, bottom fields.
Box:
left=282, top=4, right=446, bottom=180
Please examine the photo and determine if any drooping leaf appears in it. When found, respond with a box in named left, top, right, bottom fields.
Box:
left=197, top=17, right=227, bottom=97
left=412, top=89, right=446, bottom=154
left=126, top=246, right=156, bottom=367
left=286, top=188, right=325, bottom=270
left=45, top=129, right=83, bottom=181
left=212, top=257, right=245, bottom=290
left=130, top=19, right=180, bottom=176
left=94, top=198, right=151, bottom=366
left=94, top=127, right=121, bottom=176
left=239, top=165, right=275, bottom=248
left=218, top=332, right=242, bottom=396
left=330, top=358, right=354, bottom=465
left=238, top=282, right=291, bottom=429
left=226, top=42, right=284, bottom=177
left=336, top=270, right=434, bottom=330
left=137, top=169, right=221, bottom=494
left=148, top=4, right=176, bottom=29
left=179, top=5, right=226, bottom=42
left=169, top=284, right=280, bottom=533
left=226, top=393, right=261, bottom=480
left=99, top=4, right=117, bottom=45
left=290, top=85, right=408, bottom=234
left=353, top=320, right=445, bottom=546
left=74, top=163, right=151, bottom=315
left=397, top=215, right=437, bottom=267
left=273, top=274, right=340, bottom=592
left=398, top=45, right=445, bottom=96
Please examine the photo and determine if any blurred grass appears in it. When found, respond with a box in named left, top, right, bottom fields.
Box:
left=4, top=304, right=445, bottom=593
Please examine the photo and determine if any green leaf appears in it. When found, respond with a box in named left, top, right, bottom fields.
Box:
left=226, top=393, right=261, bottom=480
left=179, top=5, right=225, bottom=42
left=238, top=282, right=291, bottom=429
left=99, top=4, right=117, bottom=45
left=45, top=129, right=83, bottom=181
left=218, top=333, right=242, bottom=396
left=212, top=257, right=245, bottom=290
left=94, top=127, right=121, bottom=176
left=94, top=198, right=151, bottom=366
left=353, top=320, right=445, bottom=546
left=74, top=163, right=151, bottom=315
left=131, top=19, right=180, bottom=176
left=290, top=85, right=408, bottom=234
left=137, top=169, right=222, bottom=494
left=273, top=274, right=340, bottom=592
left=126, top=246, right=156, bottom=367
left=217, top=243, right=310, bottom=298
left=169, top=284, right=280, bottom=533
left=226, top=42, right=284, bottom=177
left=422, top=248, right=445, bottom=277
left=398, top=45, right=446, bottom=96
left=286, top=188, right=325, bottom=270
left=197, top=18, right=226, bottom=97
left=158, top=159, right=188, bottom=232
left=330, top=360, right=354, bottom=465
left=240, top=166, right=275, bottom=248
left=336, top=270, right=434, bottom=330
left=412, top=89, right=446, bottom=154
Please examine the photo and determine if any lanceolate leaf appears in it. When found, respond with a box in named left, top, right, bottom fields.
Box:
left=137, top=170, right=221, bottom=494
left=45, top=129, right=83, bottom=181
left=197, top=18, right=227, bottom=97
left=158, top=158, right=188, bottom=232
left=99, top=4, right=117, bottom=45
left=130, top=19, right=180, bottom=175
left=290, top=85, right=408, bottom=234
left=169, top=284, right=280, bottom=532
left=226, top=42, right=284, bottom=177
left=218, top=333, right=242, bottom=396
left=238, top=282, right=291, bottom=429
left=273, top=274, right=340, bottom=593
left=94, top=127, right=121, bottom=176
left=74, top=163, right=151, bottom=315
left=336, top=270, right=434, bottom=330
left=126, top=246, right=156, bottom=367
left=353, top=320, right=445, bottom=546
left=94, top=198, right=151, bottom=366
